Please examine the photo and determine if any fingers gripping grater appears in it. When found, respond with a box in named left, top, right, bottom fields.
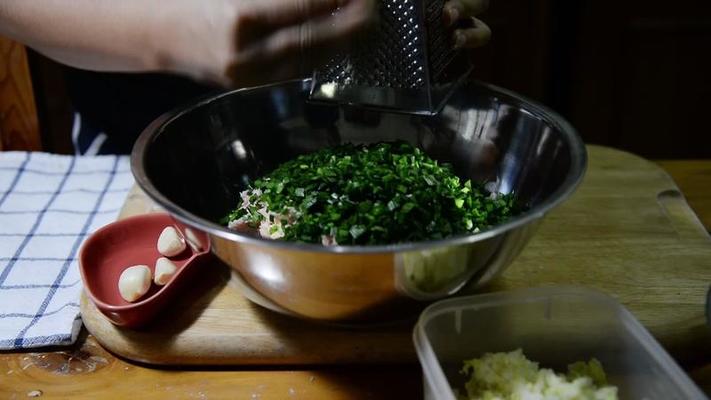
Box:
left=309, top=0, right=473, bottom=115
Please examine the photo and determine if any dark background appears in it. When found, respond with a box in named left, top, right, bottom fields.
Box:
left=26, top=0, right=711, bottom=158
left=471, top=0, right=711, bottom=159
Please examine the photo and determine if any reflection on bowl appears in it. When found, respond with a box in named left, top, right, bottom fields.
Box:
left=131, top=79, right=587, bottom=323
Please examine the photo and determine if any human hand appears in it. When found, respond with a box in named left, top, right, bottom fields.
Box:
left=159, top=0, right=375, bottom=87
left=442, top=0, right=491, bottom=49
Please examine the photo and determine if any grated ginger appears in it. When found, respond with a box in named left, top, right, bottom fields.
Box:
left=460, top=349, right=619, bottom=400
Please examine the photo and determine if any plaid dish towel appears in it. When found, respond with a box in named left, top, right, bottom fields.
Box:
left=0, top=152, right=133, bottom=349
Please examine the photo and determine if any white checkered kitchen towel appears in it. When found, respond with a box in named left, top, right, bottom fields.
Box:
left=0, top=152, right=133, bottom=349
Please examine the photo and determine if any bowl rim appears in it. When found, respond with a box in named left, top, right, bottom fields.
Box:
left=131, top=79, right=588, bottom=254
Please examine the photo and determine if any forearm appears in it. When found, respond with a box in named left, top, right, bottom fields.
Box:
left=0, top=0, right=166, bottom=72
left=0, top=0, right=376, bottom=87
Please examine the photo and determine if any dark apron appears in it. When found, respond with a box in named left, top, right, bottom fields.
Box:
left=65, top=68, right=215, bottom=155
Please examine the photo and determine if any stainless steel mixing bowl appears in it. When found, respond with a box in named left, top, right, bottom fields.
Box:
left=131, top=79, right=586, bottom=323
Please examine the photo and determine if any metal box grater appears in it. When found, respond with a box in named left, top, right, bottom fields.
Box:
left=309, top=0, right=472, bottom=115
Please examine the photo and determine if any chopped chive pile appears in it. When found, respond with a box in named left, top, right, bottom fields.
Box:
left=225, top=142, right=521, bottom=246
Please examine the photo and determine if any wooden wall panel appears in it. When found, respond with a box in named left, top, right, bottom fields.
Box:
left=0, top=36, right=41, bottom=151
left=617, top=16, right=711, bottom=158
left=561, top=0, right=711, bottom=158
left=27, top=51, right=74, bottom=154
left=470, top=0, right=552, bottom=102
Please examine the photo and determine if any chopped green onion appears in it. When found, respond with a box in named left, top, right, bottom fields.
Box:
left=225, top=142, right=522, bottom=245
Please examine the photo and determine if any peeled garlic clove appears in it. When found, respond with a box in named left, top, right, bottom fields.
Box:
left=154, top=257, right=178, bottom=286
left=118, top=265, right=152, bottom=302
left=157, top=226, right=186, bottom=257
left=184, top=228, right=204, bottom=252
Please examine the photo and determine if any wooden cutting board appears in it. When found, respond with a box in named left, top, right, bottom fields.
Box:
left=81, top=145, right=711, bottom=366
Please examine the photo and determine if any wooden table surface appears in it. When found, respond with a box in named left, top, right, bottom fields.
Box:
left=1, top=159, right=710, bottom=399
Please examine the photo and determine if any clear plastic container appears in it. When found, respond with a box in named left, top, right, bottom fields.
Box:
left=413, top=286, right=707, bottom=400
